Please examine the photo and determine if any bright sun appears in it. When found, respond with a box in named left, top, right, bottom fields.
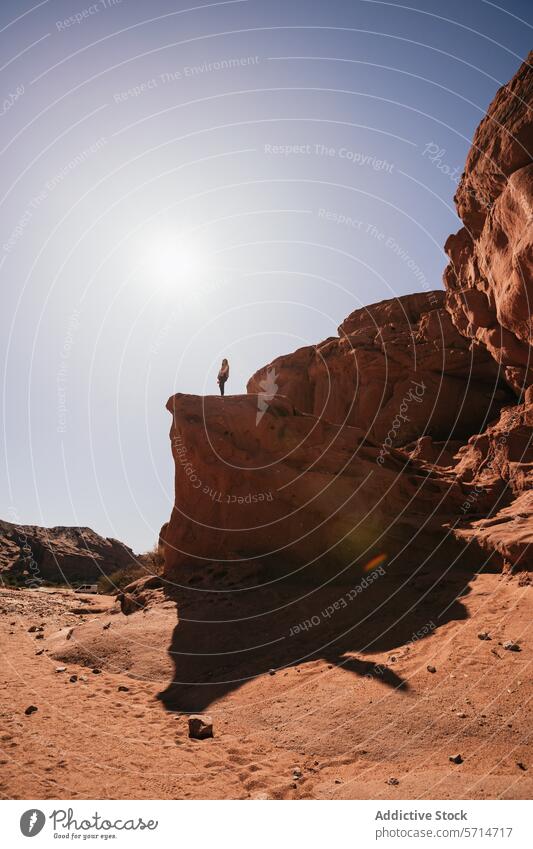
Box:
left=143, top=234, right=208, bottom=283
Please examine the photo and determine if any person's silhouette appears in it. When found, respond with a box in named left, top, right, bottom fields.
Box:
left=217, top=358, right=229, bottom=396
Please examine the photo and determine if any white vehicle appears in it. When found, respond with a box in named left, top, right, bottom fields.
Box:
left=74, top=583, right=99, bottom=594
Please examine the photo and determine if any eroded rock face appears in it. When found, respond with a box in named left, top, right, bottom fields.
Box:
left=161, top=392, right=492, bottom=577
left=437, top=51, right=533, bottom=571
left=0, top=521, right=137, bottom=585
left=450, top=392, right=533, bottom=570
left=248, top=291, right=512, bottom=445
left=444, top=51, right=533, bottom=394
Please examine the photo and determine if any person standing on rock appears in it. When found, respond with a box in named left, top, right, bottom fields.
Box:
left=217, top=358, right=229, bottom=396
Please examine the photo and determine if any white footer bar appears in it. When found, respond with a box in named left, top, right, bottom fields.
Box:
left=2, top=799, right=530, bottom=848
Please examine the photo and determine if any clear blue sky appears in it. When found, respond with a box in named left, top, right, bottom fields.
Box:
left=1, top=0, right=531, bottom=552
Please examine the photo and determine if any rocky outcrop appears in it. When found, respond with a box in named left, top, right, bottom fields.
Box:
left=448, top=389, right=533, bottom=571
left=0, top=520, right=137, bottom=585
left=248, top=290, right=512, bottom=444
left=161, top=54, right=532, bottom=582
left=161, top=392, right=499, bottom=577
left=439, top=51, right=533, bottom=570
left=444, top=51, right=533, bottom=395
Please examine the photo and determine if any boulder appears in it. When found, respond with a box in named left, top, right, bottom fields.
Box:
left=188, top=715, right=213, bottom=739
left=117, top=575, right=165, bottom=615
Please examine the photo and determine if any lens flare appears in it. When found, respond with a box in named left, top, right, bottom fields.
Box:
left=363, top=553, right=387, bottom=572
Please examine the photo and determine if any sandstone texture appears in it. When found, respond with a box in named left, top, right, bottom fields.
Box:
left=161, top=390, right=502, bottom=579
left=444, top=51, right=533, bottom=395
left=441, top=52, right=533, bottom=569
left=248, top=290, right=512, bottom=444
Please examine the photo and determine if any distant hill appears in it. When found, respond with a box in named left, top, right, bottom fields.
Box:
left=0, top=520, right=138, bottom=586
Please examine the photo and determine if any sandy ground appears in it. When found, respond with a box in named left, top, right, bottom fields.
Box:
left=0, top=575, right=531, bottom=800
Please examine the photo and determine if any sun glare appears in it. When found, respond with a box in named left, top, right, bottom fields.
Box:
left=143, top=234, right=208, bottom=284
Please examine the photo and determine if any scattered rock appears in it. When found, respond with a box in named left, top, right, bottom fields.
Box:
left=334, top=778, right=342, bottom=784
left=292, top=768, right=302, bottom=779
left=69, top=675, right=78, bottom=683
left=27, top=625, right=41, bottom=633
left=478, top=632, right=491, bottom=641
left=35, top=634, right=44, bottom=640
left=103, top=622, right=111, bottom=630
left=24, top=705, right=38, bottom=715
left=92, top=668, right=102, bottom=674
left=449, top=754, right=463, bottom=764
left=35, top=649, right=44, bottom=656
left=188, top=715, right=213, bottom=739
left=517, top=762, right=527, bottom=771
left=503, top=641, right=521, bottom=652
left=118, top=685, right=130, bottom=692
left=268, top=668, right=276, bottom=676
left=456, top=712, right=467, bottom=719
left=65, top=628, right=74, bottom=640
left=55, top=666, right=67, bottom=673
left=427, top=665, right=437, bottom=673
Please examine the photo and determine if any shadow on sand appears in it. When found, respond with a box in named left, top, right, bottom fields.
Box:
left=157, top=553, right=495, bottom=713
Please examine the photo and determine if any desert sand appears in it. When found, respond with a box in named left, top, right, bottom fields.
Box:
left=0, top=575, right=530, bottom=801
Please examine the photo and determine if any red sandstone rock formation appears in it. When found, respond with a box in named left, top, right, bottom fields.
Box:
left=161, top=55, right=532, bottom=580
left=439, top=52, right=533, bottom=570
left=444, top=51, right=533, bottom=395
left=161, top=391, right=494, bottom=577
left=447, top=384, right=533, bottom=571
left=247, top=290, right=512, bottom=444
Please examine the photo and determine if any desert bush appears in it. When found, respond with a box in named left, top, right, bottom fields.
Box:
left=97, top=542, right=164, bottom=594
left=138, top=541, right=165, bottom=572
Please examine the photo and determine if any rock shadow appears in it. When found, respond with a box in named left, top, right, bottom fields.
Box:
left=157, top=551, right=497, bottom=713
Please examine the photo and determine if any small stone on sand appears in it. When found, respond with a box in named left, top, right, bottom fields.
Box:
left=188, top=715, right=213, bottom=739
